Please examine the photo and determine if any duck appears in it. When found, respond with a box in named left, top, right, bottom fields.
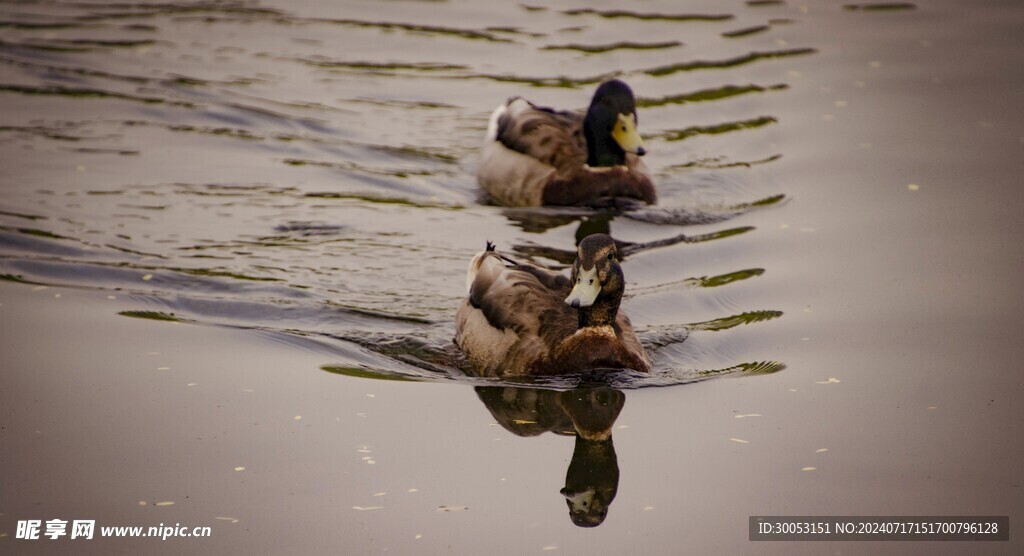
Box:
left=455, top=233, right=651, bottom=376
left=477, top=79, right=656, bottom=207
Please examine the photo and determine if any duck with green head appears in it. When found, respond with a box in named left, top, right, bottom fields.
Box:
left=477, top=80, right=656, bottom=207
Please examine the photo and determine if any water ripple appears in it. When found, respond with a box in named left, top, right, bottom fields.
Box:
left=643, top=48, right=816, bottom=76
left=561, top=9, right=733, bottom=22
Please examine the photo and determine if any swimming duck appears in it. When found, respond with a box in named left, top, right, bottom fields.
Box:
left=478, top=79, right=656, bottom=207
left=455, top=233, right=651, bottom=376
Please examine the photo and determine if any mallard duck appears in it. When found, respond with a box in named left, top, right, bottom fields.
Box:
left=455, top=233, right=651, bottom=376
left=476, top=386, right=624, bottom=528
left=478, top=79, right=656, bottom=207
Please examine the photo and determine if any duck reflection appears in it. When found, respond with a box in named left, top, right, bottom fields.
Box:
left=476, top=386, right=625, bottom=527
left=502, top=208, right=746, bottom=266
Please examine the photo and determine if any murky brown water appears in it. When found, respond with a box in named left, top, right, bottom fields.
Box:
left=2, top=0, right=1022, bottom=553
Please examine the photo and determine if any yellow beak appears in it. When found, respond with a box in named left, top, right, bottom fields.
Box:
left=612, top=113, right=646, bottom=155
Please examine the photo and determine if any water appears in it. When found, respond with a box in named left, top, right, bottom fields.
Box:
left=2, top=0, right=1022, bottom=553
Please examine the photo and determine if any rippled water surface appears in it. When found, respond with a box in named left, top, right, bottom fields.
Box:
left=2, top=0, right=1023, bottom=553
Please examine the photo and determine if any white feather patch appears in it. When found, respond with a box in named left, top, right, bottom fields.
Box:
left=485, top=104, right=507, bottom=142
left=565, top=267, right=600, bottom=307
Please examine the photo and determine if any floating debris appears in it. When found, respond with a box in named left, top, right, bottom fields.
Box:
left=907, top=183, right=920, bottom=191
left=730, top=438, right=750, bottom=444
left=438, top=505, right=468, bottom=512
left=801, top=467, right=817, bottom=471
left=234, top=466, right=245, bottom=471
left=155, top=501, right=174, bottom=506
left=816, top=448, right=829, bottom=453
left=215, top=516, right=239, bottom=523
left=142, top=273, right=153, bottom=281
left=734, top=413, right=762, bottom=419
left=352, top=506, right=383, bottom=511
left=815, top=377, right=841, bottom=384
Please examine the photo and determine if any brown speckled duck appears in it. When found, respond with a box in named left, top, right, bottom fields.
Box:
left=477, top=80, right=656, bottom=207
left=455, top=233, right=651, bottom=376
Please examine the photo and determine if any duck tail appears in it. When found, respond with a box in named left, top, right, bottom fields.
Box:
left=485, top=103, right=507, bottom=142
left=483, top=240, right=517, bottom=266
left=467, top=242, right=499, bottom=294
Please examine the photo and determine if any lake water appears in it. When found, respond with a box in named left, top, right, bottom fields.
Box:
left=1, top=0, right=1022, bottom=553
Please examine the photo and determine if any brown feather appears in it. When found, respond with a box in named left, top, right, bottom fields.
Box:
left=497, top=102, right=587, bottom=178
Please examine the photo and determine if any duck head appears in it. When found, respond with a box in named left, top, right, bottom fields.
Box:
left=565, top=233, right=624, bottom=328
left=583, top=79, right=646, bottom=167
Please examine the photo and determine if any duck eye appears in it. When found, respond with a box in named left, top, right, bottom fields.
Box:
left=607, top=252, right=614, bottom=261
left=588, top=279, right=594, bottom=285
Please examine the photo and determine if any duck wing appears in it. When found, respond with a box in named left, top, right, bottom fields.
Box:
left=496, top=98, right=588, bottom=178
left=468, top=252, right=569, bottom=334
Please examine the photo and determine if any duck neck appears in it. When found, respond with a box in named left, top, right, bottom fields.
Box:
left=577, top=295, right=620, bottom=329
left=584, top=117, right=626, bottom=167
